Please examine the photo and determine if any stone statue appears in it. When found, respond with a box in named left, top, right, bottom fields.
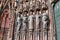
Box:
left=42, top=13, right=49, bottom=31
left=42, top=13, right=49, bottom=40
left=14, top=11, right=22, bottom=40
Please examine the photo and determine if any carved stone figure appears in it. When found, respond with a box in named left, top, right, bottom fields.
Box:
left=21, top=12, right=28, bottom=40
left=36, top=14, right=41, bottom=29
left=22, top=14, right=28, bottom=31
left=14, top=11, right=22, bottom=40
left=42, top=13, right=49, bottom=31
left=42, top=13, right=49, bottom=40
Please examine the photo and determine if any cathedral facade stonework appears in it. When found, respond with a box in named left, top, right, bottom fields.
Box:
left=0, top=0, right=57, bottom=40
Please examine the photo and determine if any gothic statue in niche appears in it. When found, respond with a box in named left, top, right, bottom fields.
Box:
left=35, top=13, right=41, bottom=29
left=29, top=12, right=34, bottom=30
left=42, top=13, right=49, bottom=31
left=28, top=1, right=35, bottom=40
left=35, top=1, right=41, bottom=40
left=15, top=12, right=21, bottom=32
left=42, top=0, right=49, bottom=31
left=35, top=0, right=41, bottom=29
left=42, top=12, right=50, bottom=40
left=29, top=1, right=35, bottom=30
left=22, top=2, right=29, bottom=31
left=21, top=9, right=29, bottom=40
left=41, top=0, right=50, bottom=40
left=14, top=11, right=22, bottom=40
left=22, top=12, right=28, bottom=31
